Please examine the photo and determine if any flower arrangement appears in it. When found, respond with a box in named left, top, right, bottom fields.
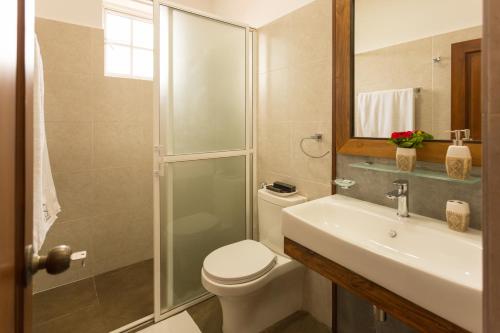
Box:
left=388, top=130, right=434, bottom=148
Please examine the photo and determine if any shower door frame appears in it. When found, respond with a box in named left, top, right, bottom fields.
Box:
left=152, top=0, right=257, bottom=322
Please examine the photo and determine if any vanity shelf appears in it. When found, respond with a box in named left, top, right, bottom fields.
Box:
left=349, top=162, right=481, bottom=184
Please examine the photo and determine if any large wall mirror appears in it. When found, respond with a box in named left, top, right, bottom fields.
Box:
left=335, top=0, right=483, bottom=164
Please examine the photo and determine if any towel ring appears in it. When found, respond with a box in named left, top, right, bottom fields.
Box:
left=300, top=134, right=330, bottom=159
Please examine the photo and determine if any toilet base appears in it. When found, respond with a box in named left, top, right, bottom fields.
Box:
left=218, top=265, right=304, bottom=333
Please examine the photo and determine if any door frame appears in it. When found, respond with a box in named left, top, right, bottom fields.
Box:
left=482, top=0, right=500, bottom=331
left=0, top=0, right=34, bottom=332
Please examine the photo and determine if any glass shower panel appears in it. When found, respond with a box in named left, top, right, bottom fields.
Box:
left=160, top=156, right=247, bottom=309
left=165, top=9, right=247, bottom=155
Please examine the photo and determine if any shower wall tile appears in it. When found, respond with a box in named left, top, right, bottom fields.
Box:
left=257, top=0, right=333, bottom=327
left=35, top=19, right=92, bottom=75
left=53, top=170, right=94, bottom=223
left=35, top=17, right=154, bottom=292
left=93, top=122, right=153, bottom=169
left=45, top=122, right=93, bottom=173
left=91, top=212, right=153, bottom=275
left=44, top=71, right=94, bottom=122
left=92, top=166, right=153, bottom=217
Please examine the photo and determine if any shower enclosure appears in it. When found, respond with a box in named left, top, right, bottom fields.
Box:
left=153, top=2, right=256, bottom=321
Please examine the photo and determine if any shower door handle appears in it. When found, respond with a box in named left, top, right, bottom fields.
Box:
left=24, top=244, right=72, bottom=284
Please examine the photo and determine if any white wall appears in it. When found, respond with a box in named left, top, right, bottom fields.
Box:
left=35, top=0, right=103, bottom=28
left=211, top=0, right=315, bottom=27
left=35, top=0, right=214, bottom=28
left=355, top=0, right=482, bottom=53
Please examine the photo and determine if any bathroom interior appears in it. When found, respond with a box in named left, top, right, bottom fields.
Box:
left=30, top=0, right=484, bottom=332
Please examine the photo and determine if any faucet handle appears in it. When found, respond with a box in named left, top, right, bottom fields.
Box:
left=393, top=179, right=408, bottom=185
left=392, top=179, right=408, bottom=190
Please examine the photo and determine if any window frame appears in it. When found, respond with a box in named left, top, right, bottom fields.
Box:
left=103, top=8, right=154, bottom=80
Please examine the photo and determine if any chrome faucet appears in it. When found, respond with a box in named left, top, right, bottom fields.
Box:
left=386, top=180, right=409, bottom=217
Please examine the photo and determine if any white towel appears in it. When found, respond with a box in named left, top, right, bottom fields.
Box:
left=33, top=36, right=61, bottom=253
left=355, top=88, right=416, bottom=138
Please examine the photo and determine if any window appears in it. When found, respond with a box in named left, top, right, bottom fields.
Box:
left=104, top=10, right=153, bottom=80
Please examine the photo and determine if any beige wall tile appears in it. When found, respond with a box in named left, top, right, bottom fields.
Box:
left=258, top=121, right=292, bottom=175
left=91, top=212, right=153, bottom=275
left=289, top=59, right=332, bottom=122
left=44, top=71, right=93, bottom=122
left=91, top=76, right=153, bottom=124
left=90, top=28, right=104, bottom=76
left=36, top=18, right=92, bottom=75
left=35, top=18, right=154, bottom=291
left=53, top=171, right=94, bottom=223
left=93, top=122, right=153, bottom=169
left=258, top=69, right=291, bottom=123
left=258, top=14, right=293, bottom=73
left=92, top=166, right=153, bottom=217
left=46, top=122, right=92, bottom=173
left=257, top=1, right=333, bottom=326
left=290, top=0, right=332, bottom=67
left=290, top=121, right=332, bottom=184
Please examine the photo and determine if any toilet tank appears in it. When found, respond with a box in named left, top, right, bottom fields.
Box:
left=258, top=189, right=306, bottom=255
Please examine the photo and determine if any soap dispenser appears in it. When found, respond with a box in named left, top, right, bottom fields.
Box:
left=446, top=129, right=472, bottom=180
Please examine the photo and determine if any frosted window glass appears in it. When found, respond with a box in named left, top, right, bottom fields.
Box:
left=133, top=49, right=153, bottom=79
left=105, top=12, right=131, bottom=44
left=133, top=20, right=154, bottom=49
left=167, top=10, right=246, bottom=154
left=105, top=44, right=131, bottom=75
left=160, top=156, right=246, bottom=307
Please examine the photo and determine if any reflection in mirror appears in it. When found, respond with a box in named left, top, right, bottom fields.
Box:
left=353, top=0, right=482, bottom=141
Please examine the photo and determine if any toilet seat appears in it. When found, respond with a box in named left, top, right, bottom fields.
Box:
left=203, top=240, right=277, bottom=285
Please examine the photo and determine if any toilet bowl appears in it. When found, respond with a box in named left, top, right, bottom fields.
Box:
left=201, top=189, right=307, bottom=333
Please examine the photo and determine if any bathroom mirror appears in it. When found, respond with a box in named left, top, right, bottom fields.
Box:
left=334, top=0, right=482, bottom=165
left=353, top=0, right=482, bottom=141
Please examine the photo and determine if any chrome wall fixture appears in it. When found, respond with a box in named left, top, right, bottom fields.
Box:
left=299, top=133, right=330, bottom=159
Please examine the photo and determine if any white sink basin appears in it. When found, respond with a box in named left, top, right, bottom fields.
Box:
left=282, top=194, right=482, bottom=333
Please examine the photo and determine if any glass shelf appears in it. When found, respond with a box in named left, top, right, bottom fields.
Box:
left=349, top=162, right=481, bottom=184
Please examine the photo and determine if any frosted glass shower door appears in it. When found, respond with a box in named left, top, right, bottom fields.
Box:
left=155, top=4, right=254, bottom=317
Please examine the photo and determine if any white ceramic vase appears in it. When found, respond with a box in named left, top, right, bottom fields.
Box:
left=396, top=147, right=416, bottom=172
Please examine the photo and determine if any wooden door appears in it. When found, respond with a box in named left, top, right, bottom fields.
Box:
left=0, top=0, right=34, bottom=332
left=451, top=38, right=482, bottom=140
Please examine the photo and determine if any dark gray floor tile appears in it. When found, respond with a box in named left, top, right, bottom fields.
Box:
left=188, top=297, right=331, bottom=333
left=33, top=304, right=107, bottom=333
left=95, top=259, right=154, bottom=331
left=33, top=278, right=98, bottom=325
left=188, top=296, right=223, bottom=333
left=262, top=311, right=331, bottom=333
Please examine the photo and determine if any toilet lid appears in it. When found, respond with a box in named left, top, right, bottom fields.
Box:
left=203, top=240, right=277, bottom=285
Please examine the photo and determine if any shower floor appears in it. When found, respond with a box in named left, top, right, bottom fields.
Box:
left=33, top=259, right=154, bottom=333
left=33, top=259, right=330, bottom=333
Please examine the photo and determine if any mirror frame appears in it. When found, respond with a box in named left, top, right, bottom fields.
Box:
left=333, top=0, right=482, bottom=166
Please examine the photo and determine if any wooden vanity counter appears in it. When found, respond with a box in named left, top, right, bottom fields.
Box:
left=284, top=237, right=470, bottom=333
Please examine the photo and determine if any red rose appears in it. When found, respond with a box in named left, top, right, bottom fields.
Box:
left=391, top=132, right=400, bottom=139
left=403, top=131, right=413, bottom=138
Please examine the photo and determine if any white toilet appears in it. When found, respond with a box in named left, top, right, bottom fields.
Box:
left=201, top=189, right=307, bottom=333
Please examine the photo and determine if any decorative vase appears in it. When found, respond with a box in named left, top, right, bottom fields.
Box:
left=396, top=147, right=416, bottom=172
